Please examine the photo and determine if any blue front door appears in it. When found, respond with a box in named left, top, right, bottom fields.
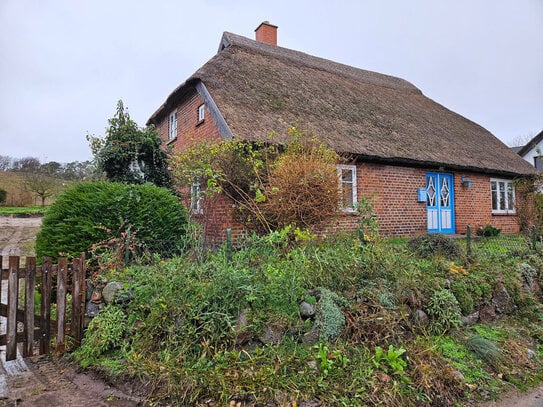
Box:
left=426, top=173, right=455, bottom=234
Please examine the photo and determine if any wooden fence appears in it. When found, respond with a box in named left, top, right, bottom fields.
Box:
left=0, top=254, right=86, bottom=361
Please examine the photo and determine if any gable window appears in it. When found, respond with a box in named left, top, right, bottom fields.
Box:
left=491, top=179, right=515, bottom=214
left=190, top=180, right=203, bottom=214
left=168, top=111, right=177, bottom=141
left=197, top=104, right=205, bottom=122
left=337, top=164, right=357, bottom=211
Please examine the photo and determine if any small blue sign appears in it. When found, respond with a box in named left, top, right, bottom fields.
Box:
left=417, top=188, right=427, bottom=202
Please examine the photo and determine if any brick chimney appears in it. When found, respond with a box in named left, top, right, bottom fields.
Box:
left=255, top=21, right=278, bottom=46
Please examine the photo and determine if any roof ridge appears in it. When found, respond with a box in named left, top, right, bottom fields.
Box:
left=220, top=31, right=422, bottom=94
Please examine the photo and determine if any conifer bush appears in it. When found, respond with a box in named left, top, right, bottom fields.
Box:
left=36, top=181, right=189, bottom=261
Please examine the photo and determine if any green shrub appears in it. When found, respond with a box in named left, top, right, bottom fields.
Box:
left=73, top=304, right=127, bottom=368
left=0, top=188, right=6, bottom=204
left=316, top=288, right=347, bottom=341
left=36, top=181, right=189, bottom=261
left=407, top=233, right=463, bottom=260
left=476, top=224, right=501, bottom=237
left=426, top=289, right=462, bottom=333
left=450, top=281, right=474, bottom=315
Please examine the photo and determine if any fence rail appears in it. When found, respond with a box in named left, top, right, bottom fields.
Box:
left=0, top=254, right=86, bottom=361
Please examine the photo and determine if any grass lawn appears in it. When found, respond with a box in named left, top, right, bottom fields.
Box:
left=0, top=206, right=46, bottom=215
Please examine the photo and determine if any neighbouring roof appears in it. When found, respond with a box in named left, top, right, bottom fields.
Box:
left=149, top=31, right=536, bottom=177
left=517, top=129, right=543, bottom=157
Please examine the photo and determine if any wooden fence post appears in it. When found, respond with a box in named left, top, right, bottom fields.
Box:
left=40, top=257, right=52, bottom=355
left=7, top=256, right=20, bottom=361
left=71, top=254, right=86, bottom=345
left=56, top=258, right=67, bottom=353
left=23, top=257, right=36, bottom=357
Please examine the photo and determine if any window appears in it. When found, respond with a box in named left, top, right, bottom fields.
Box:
left=190, top=181, right=203, bottom=214
left=197, top=104, right=205, bottom=122
left=337, top=164, right=357, bottom=211
left=168, top=111, right=177, bottom=141
left=491, top=179, right=515, bottom=214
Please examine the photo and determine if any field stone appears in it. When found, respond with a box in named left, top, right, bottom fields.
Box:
left=479, top=305, right=497, bottom=322
left=461, top=311, right=479, bottom=326
left=85, top=279, right=94, bottom=301
left=299, top=301, right=315, bottom=319
left=86, top=301, right=101, bottom=318
left=413, top=309, right=428, bottom=326
left=492, top=283, right=515, bottom=314
left=302, top=325, right=320, bottom=345
left=260, top=324, right=284, bottom=345
left=102, top=281, right=123, bottom=304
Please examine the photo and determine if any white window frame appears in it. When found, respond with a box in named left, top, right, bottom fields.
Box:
left=197, top=104, right=205, bottom=122
left=337, top=164, right=357, bottom=212
left=168, top=111, right=177, bottom=141
left=490, top=178, right=515, bottom=214
left=190, top=181, right=203, bottom=214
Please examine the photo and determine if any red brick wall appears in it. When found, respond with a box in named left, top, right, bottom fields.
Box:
left=453, top=173, right=519, bottom=234
left=155, top=89, right=222, bottom=152
left=320, top=164, right=520, bottom=238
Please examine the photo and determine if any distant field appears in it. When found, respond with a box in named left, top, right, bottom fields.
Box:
left=0, top=171, right=35, bottom=206
left=0, top=171, right=61, bottom=206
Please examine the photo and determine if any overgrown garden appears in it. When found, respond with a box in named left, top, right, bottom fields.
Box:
left=68, top=223, right=543, bottom=406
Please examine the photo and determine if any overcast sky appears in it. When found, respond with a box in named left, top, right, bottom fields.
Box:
left=1, top=0, right=542, bottom=163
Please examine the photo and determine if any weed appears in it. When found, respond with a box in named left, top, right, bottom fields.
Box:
left=426, top=289, right=462, bottom=333
left=373, top=345, right=408, bottom=376
left=313, top=343, right=349, bottom=377
left=73, top=304, right=127, bottom=368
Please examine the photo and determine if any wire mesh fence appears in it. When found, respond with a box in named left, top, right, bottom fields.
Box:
left=464, top=225, right=542, bottom=258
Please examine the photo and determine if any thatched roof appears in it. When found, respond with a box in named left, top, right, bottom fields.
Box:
left=149, top=32, right=535, bottom=177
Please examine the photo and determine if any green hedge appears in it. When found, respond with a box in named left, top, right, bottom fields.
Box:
left=36, top=182, right=189, bottom=260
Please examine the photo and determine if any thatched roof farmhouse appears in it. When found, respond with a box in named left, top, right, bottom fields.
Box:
left=148, top=22, right=535, bottom=242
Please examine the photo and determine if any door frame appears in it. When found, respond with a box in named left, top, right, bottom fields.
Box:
left=425, top=172, right=455, bottom=234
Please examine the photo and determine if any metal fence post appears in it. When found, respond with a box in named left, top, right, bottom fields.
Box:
left=466, top=224, right=472, bottom=259
left=226, top=227, right=232, bottom=264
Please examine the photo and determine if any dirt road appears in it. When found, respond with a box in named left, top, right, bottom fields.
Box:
left=0, top=216, right=42, bottom=269
left=1, top=354, right=143, bottom=406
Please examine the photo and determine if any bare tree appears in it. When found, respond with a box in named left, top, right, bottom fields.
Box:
left=14, top=157, right=41, bottom=172
left=23, top=172, right=58, bottom=206
left=507, top=132, right=537, bottom=148
left=0, top=155, right=12, bottom=171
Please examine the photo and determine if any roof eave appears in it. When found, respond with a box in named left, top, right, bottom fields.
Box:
left=351, top=153, right=535, bottom=178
